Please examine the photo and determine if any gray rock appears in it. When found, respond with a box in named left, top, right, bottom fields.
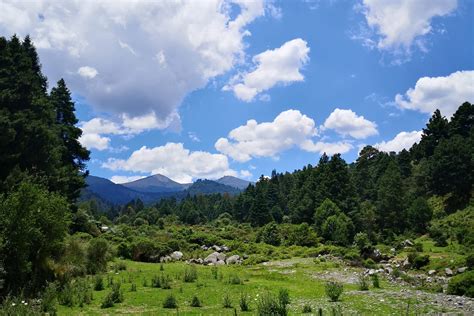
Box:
left=170, top=251, right=183, bottom=261
left=403, top=258, right=410, bottom=268
left=368, top=269, right=376, bottom=275
left=226, top=255, right=241, bottom=264
left=385, top=267, right=393, bottom=274
left=217, top=252, right=226, bottom=261
left=204, top=252, right=220, bottom=264
left=212, top=245, right=222, bottom=252
left=222, top=245, right=230, bottom=252
left=445, top=268, right=453, bottom=276
left=428, top=270, right=436, bottom=275
left=160, top=255, right=172, bottom=263
left=216, top=260, right=225, bottom=265
left=200, top=245, right=208, bottom=250
left=403, top=239, right=414, bottom=247
left=457, top=267, right=467, bottom=273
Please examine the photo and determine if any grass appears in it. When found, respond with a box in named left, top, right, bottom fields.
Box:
left=55, top=256, right=461, bottom=315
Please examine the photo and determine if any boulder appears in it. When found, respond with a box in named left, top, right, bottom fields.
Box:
left=368, top=269, right=376, bottom=276
left=428, top=270, right=436, bottom=275
left=226, top=255, right=241, bottom=265
left=403, top=239, right=414, bottom=247
left=384, top=267, right=393, bottom=274
left=216, top=260, right=225, bottom=265
left=222, top=245, right=230, bottom=252
left=445, top=268, right=453, bottom=276
left=204, top=252, right=220, bottom=264
left=200, top=245, right=208, bottom=250
left=160, top=255, right=172, bottom=263
left=457, top=267, right=467, bottom=274
left=217, top=252, right=226, bottom=261
left=211, top=245, right=222, bottom=252
left=170, top=251, right=183, bottom=261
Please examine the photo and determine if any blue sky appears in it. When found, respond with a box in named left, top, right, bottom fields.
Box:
left=1, top=0, right=473, bottom=183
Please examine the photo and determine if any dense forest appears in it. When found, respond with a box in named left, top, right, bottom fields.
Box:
left=0, top=35, right=473, bottom=314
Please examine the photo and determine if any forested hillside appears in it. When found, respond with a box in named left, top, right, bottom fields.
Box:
left=0, top=35, right=473, bottom=315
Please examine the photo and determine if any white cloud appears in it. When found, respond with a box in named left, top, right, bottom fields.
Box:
left=357, top=0, right=457, bottom=55
left=77, top=66, right=98, bottom=79
left=300, top=140, right=354, bottom=155
left=102, top=143, right=236, bottom=183
left=374, top=130, right=422, bottom=152
left=215, top=109, right=317, bottom=162
left=239, top=170, right=253, bottom=179
left=395, top=70, right=474, bottom=118
left=0, top=0, right=273, bottom=126
left=79, top=133, right=110, bottom=151
left=225, top=38, right=310, bottom=101
left=110, top=175, right=145, bottom=184
left=188, top=132, right=200, bottom=142
left=322, top=108, right=378, bottom=139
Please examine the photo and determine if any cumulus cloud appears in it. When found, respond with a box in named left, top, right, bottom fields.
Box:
left=0, top=0, right=271, bottom=125
left=102, top=143, right=237, bottom=183
left=77, top=66, right=98, bottom=79
left=239, top=170, right=253, bottom=179
left=224, top=38, right=310, bottom=101
left=322, top=108, right=378, bottom=139
left=356, top=0, right=457, bottom=56
left=300, top=140, right=353, bottom=155
left=395, top=70, right=474, bottom=118
left=374, top=130, right=422, bottom=152
left=215, top=110, right=317, bottom=162
left=110, top=175, right=145, bottom=184
left=79, top=133, right=110, bottom=151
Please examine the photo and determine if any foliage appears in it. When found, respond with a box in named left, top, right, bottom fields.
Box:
left=256, top=290, right=289, bottom=316
left=408, top=253, right=430, bottom=269
left=222, top=293, right=232, bottom=308
left=239, top=293, right=250, bottom=311
left=258, top=222, right=281, bottom=246
left=101, top=282, right=123, bottom=308
left=447, top=271, right=474, bottom=298
left=163, top=293, right=177, bottom=308
left=86, top=238, right=111, bottom=274
left=93, top=275, right=104, bottom=291
left=190, top=295, right=202, bottom=307
left=325, top=281, right=343, bottom=302
left=357, top=274, right=369, bottom=291
left=183, top=265, right=198, bottom=282
left=371, top=274, right=380, bottom=288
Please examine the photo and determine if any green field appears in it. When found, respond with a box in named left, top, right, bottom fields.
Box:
left=57, top=258, right=459, bottom=315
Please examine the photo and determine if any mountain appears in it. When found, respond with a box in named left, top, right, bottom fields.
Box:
left=186, top=179, right=241, bottom=195
left=122, top=174, right=191, bottom=193
left=216, top=176, right=253, bottom=190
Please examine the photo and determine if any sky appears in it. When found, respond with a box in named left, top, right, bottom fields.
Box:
left=0, top=0, right=473, bottom=184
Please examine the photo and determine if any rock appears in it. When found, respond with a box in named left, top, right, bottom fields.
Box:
left=385, top=267, right=393, bottom=274
left=222, top=245, right=230, bottom=252
left=372, top=249, right=382, bottom=260
left=403, top=239, right=414, bottom=247
left=160, top=256, right=172, bottom=263
left=243, top=254, right=249, bottom=259
left=211, top=245, right=222, bottom=252
left=428, top=270, right=436, bottom=275
left=200, top=245, right=208, bottom=250
left=445, top=268, right=453, bottom=276
left=170, top=251, right=183, bottom=261
left=390, top=248, right=396, bottom=255
left=457, top=267, right=467, bottom=273
left=403, top=259, right=410, bottom=268
left=215, top=260, right=225, bottom=265
left=368, top=269, right=376, bottom=275
left=217, top=252, right=226, bottom=262
left=204, top=252, right=220, bottom=264
left=226, top=255, right=241, bottom=264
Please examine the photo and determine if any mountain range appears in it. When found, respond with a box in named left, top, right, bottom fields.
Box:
left=81, top=174, right=252, bottom=205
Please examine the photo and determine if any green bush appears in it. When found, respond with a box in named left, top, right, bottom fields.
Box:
left=151, top=275, right=161, bottom=288
left=466, top=253, right=474, bottom=270
left=40, top=282, right=58, bottom=315
left=93, top=275, right=104, bottom=291
left=447, top=271, right=474, bottom=297
left=190, top=295, right=202, bottom=307
left=101, top=282, right=123, bottom=308
left=371, top=274, right=380, bottom=288
left=278, top=288, right=290, bottom=307
left=363, top=258, right=376, bottom=269
left=160, top=274, right=172, bottom=289
left=239, top=293, right=250, bottom=311
left=222, top=293, right=233, bottom=308
left=302, top=304, right=312, bottom=313
left=86, top=238, right=111, bottom=274
left=130, top=283, right=137, bottom=292
left=256, top=291, right=288, bottom=316
left=163, top=293, right=177, bottom=308
left=357, top=274, right=369, bottom=291
left=228, top=274, right=242, bottom=285
left=325, top=281, right=343, bottom=302
left=183, top=266, right=198, bottom=282
left=408, top=253, right=430, bottom=269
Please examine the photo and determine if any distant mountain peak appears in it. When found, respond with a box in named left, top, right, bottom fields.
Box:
left=122, top=173, right=190, bottom=193
left=216, top=175, right=253, bottom=190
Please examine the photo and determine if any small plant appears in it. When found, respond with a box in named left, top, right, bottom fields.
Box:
left=278, top=288, right=290, bottom=306
left=371, top=274, right=380, bottom=288
left=130, top=283, right=137, bottom=292
left=142, top=278, right=148, bottom=287
left=183, top=266, right=198, bottom=283
left=40, top=282, right=58, bottom=315
left=211, top=266, right=218, bottom=279
left=407, top=253, right=430, bottom=269
left=357, top=274, right=369, bottom=291
left=229, top=274, right=242, bottom=285
left=114, top=262, right=127, bottom=271
left=302, top=304, right=312, bottom=313
left=256, top=291, right=288, bottom=316
left=163, top=293, right=177, bottom=308
left=325, top=281, right=343, bottom=302
left=160, top=263, right=165, bottom=271
left=151, top=275, right=161, bottom=288
left=239, top=293, right=250, bottom=311
left=161, top=274, right=172, bottom=289
left=447, top=271, right=474, bottom=297
left=190, top=295, right=202, bottom=307
left=223, top=293, right=233, bottom=308
left=94, top=275, right=104, bottom=291
left=101, top=282, right=124, bottom=308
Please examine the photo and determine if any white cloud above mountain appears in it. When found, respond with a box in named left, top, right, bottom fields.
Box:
left=356, top=0, right=457, bottom=58
left=322, top=108, right=378, bottom=139
left=224, top=38, right=310, bottom=101
left=0, top=0, right=272, bottom=128
left=102, top=142, right=237, bottom=183
left=395, top=70, right=474, bottom=118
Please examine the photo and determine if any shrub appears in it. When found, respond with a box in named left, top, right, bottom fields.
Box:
left=86, top=238, right=111, bottom=274
left=466, top=253, right=474, bottom=270
left=325, top=281, right=343, bottom=302
left=41, top=282, right=58, bottom=315
left=363, top=258, right=376, bottom=269
left=93, top=275, right=104, bottom=291
left=408, top=253, right=430, bottom=269
left=183, top=266, right=198, bottom=283
left=114, top=262, right=127, bottom=271
left=163, top=293, right=177, bottom=308
left=302, top=304, right=312, bottom=313
left=278, top=288, right=290, bottom=307
left=371, top=274, right=380, bottom=288
left=130, top=283, right=137, bottom=292
left=160, top=274, right=172, bottom=289
left=190, top=295, right=202, bottom=307
left=258, top=222, right=282, bottom=246
left=353, top=232, right=373, bottom=257
left=101, top=282, right=123, bottom=308
left=447, top=271, right=474, bottom=298
left=151, top=275, right=161, bottom=288
left=239, top=293, right=250, bottom=311
left=414, top=243, right=423, bottom=252
left=256, top=291, right=288, bottom=316
left=229, top=274, right=242, bottom=285
left=222, top=293, right=232, bottom=308
left=357, top=274, right=369, bottom=291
